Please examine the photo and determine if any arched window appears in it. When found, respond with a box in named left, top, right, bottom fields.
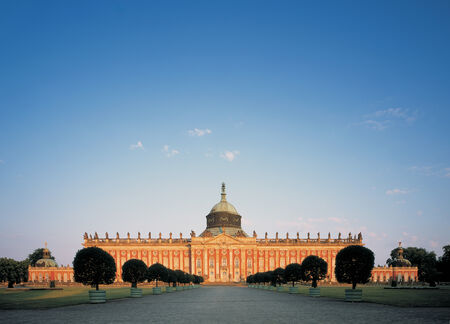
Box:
left=235, top=258, right=239, bottom=267
left=247, top=258, right=252, bottom=268
left=196, top=258, right=201, bottom=268
left=209, top=259, right=214, bottom=268
left=222, top=258, right=227, bottom=266
left=259, top=258, right=264, bottom=269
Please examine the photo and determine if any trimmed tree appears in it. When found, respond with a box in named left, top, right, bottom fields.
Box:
left=167, top=268, right=178, bottom=287
left=285, top=263, right=302, bottom=287
left=121, top=259, right=147, bottom=288
left=335, top=245, right=375, bottom=289
left=253, top=272, right=263, bottom=285
left=301, top=255, right=328, bottom=288
left=174, top=269, right=185, bottom=286
left=0, top=258, right=28, bottom=288
left=73, top=247, right=116, bottom=290
left=147, top=263, right=168, bottom=287
left=265, top=271, right=274, bottom=286
left=272, top=267, right=286, bottom=286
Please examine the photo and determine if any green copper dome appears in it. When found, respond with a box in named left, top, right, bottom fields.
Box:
left=35, top=243, right=57, bottom=267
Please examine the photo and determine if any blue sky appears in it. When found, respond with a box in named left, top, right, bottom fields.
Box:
left=0, top=0, right=449, bottom=266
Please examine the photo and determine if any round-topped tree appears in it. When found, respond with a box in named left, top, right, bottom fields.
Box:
left=200, top=183, right=247, bottom=237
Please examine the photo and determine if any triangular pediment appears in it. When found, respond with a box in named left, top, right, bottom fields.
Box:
left=204, top=233, right=244, bottom=245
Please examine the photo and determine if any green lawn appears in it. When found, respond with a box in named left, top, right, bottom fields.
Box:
left=291, top=285, right=450, bottom=307
left=0, top=287, right=155, bottom=310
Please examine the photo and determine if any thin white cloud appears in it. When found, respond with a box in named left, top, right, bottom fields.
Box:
left=360, top=119, right=390, bottom=131
left=374, top=108, right=418, bottom=123
left=188, top=128, right=212, bottom=137
left=386, top=188, right=409, bottom=195
left=409, top=165, right=450, bottom=178
left=0, top=160, right=4, bottom=164
left=220, top=150, right=239, bottom=162
left=163, top=145, right=180, bottom=157
left=130, top=141, right=144, bottom=150
left=408, top=165, right=436, bottom=176
left=327, top=217, right=347, bottom=224
left=445, top=168, right=450, bottom=178
left=359, top=108, right=418, bottom=131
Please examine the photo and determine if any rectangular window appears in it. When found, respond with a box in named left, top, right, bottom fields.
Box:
left=209, top=259, right=214, bottom=267
left=222, top=258, right=227, bottom=266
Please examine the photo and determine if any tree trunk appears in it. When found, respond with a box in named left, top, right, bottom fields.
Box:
left=155, top=280, right=158, bottom=287
left=132, top=282, right=137, bottom=288
left=352, top=281, right=356, bottom=289
left=8, top=281, right=14, bottom=288
left=292, top=281, right=295, bottom=287
left=96, top=283, right=99, bottom=291
left=312, top=279, right=317, bottom=288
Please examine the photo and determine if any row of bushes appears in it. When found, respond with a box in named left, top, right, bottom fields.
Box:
left=73, top=247, right=203, bottom=290
left=246, top=245, right=375, bottom=290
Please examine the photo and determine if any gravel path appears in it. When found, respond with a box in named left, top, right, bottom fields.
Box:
left=1, top=286, right=450, bottom=324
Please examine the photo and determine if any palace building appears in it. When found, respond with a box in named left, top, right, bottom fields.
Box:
left=28, top=184, right=418, bottom=284
left=83, top=183, right=365, bottom=283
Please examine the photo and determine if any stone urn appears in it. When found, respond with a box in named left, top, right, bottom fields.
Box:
left=130, top=288, right=142, bottom=298
left=289, top=286, right=299, bottom=294
left=152, top=287, right=162, bottom=295
left=309, top=287, right=320, bottom=297
left=176, top=286, right=184, bottom=291
left=89, top=290, right=106, bottom=303
left=345, top=289, right=362, bottom=302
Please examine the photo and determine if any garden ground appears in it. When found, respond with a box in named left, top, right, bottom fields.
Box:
left=1, top=286, right=450, bottom=323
